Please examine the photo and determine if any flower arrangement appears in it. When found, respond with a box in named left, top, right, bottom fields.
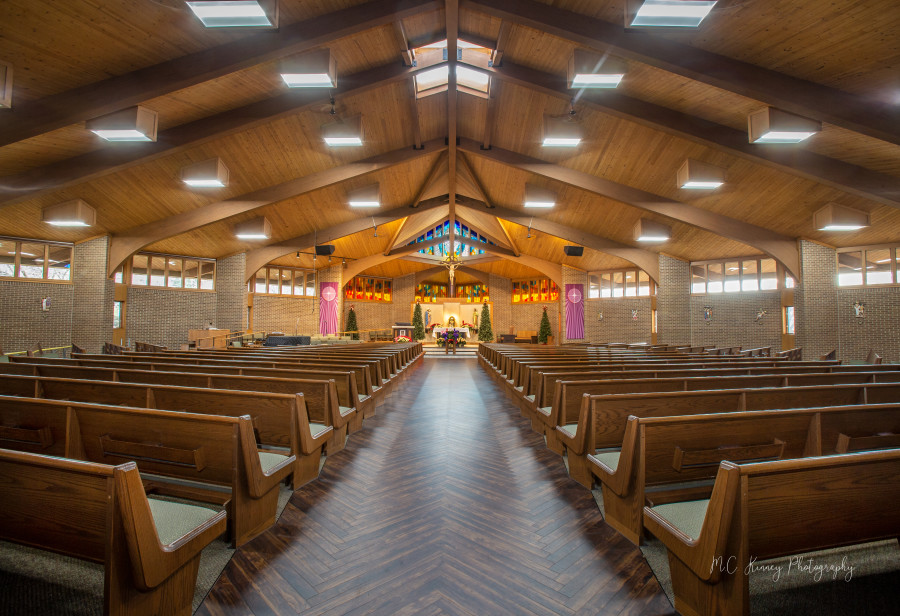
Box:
left=436, top=330, right=466, bottom=347
left=395, top=335, right=411, bottom=343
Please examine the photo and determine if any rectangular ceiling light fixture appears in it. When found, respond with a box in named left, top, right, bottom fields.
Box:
left=181, top=157, right=230, bottom=187
left=748, top=107, right=821, bottom=144
left=42, top=199, right=96, bottom=227
left=86, top=106, right=158, bottom=142
left=542, top=115, right=582, bottom=147
left=568, top=50, right=626, bottom=88
left=322, top=115, right=362, bottom=146
left=0, top=61, right=11, bottom=108
left=813, top=203, right=870, bottom=232
left=677, top=158, right=725, bottom=189
left=627, top=1, right=717, bottom=28
left=348, top=183, right=381, bottom=207
left=234, top=216, right=272, bottom=240
left=633, top=218, right=671, bottom=242
left=523, top=184, right=556, bottom=208
left=280, top=49, right=336, bottom=88
left=186, top=1, right=278, bottom=28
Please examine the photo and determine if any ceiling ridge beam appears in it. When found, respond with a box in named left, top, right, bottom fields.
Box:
left=461, top=0, right=900, bottom=146
left=109, top=138, right=447, bottom=276
left=244, top=200, right=446, bottom=282
left=458, top=138, right=799, bottom=280
left=456, top=201, right=659, bottom=281
left=473, top=60, right=900, bottom=209
left=0, top=0, right=442, bottom=147
left=0, top=61, right=445, bottom=209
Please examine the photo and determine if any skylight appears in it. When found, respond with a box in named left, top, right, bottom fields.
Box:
left=186, top=1, right=276, bottom=28
left=414, top=40, right=492, bottom=98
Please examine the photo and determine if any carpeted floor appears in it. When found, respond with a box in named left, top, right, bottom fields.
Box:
left=0, top=479, right=296, bottom=615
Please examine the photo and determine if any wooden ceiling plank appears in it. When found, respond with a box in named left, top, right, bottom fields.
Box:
left=457, top=201, right=659, bottom=281
left=458, top=138, right=800, bottom=280
left=0, top=0, right=443, bottom=147
left=461, top=0, right=900, bottom=145
left=491, top=21, right=512, bottom=67
left=476, top=60, right=900, bottom=209
left=481, top=248, right=563, bottom=288
left=388, top=204, right=453, bottom=251
left=410, top=151, right=449, bottom=208
left=482, top=79, right=500, bottom=151
left=0, top=61, right=445, bottom=209
left=109, top=138, right=448, bottom=276
left=244, top=200, right=446, bottom=282
left=392, top=20, right=416, bottom=67
left=407, top=77, right=425, bottom=150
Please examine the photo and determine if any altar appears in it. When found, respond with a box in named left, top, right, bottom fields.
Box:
left=432, top=327, right=469, bottom=340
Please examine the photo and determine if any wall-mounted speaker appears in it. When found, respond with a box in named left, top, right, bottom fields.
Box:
left=314, top=245, right=336, bottom=256
left=563, top=245, right=583, bottom=257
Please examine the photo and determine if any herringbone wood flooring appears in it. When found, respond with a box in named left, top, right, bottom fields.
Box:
left=197, top=358, right=674, bottom=615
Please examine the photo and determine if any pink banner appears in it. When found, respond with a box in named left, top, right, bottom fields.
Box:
left=319, top=282, right=339, bottom=335
left=565, top=284, right=584, bottom=340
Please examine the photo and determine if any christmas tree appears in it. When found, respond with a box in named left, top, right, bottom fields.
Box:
left=478, top=302, right=493, bottom=342
left=538, top=306, right=552, bottom=344
left=346, top=305, right=359, bottom=340
left=412, top=302, right=426, bottom=341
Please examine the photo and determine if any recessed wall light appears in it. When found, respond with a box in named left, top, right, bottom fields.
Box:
left=568, top=50, right=626, bottom=88
left=186, top=1, right=278, bottom=28
left=280, top=49, right=336, bottom=88
left=86, top=106, right=158, bottom=142
left=542, top=115, right=581, bottom=147
left=633, top=218, right=671, bottom=242
left=234, top=216, right=272, bottom=240
left=813, top=203, right=870, bottom=232
left=523, top=184, right=556, bottom=208
left=748, top=107, right=821, bottom=144
left=677, top=159, right=725, bottom=189
left=181, top=157, right=230, bottom=188
left=42, top=199, right=96, bottom=227
left=627, top=0, right=717, bottom=28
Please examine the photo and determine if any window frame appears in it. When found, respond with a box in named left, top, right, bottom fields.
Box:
left=836, top=244, right=899, bottom=289
left=126, top=252, right=216, bottom=292
left=588, top=268, right=656, bottom=299
left=690, top=256, right=784, bottom=295
left=0, top=236, right=74, bottom=284
left=250, top=266, right=317, bottom=297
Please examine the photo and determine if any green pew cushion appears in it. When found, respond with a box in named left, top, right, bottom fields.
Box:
left=147, top=498, right=221, bottom=546
left=590, top=451, right=621, bottom=473
left=648, top=499, right=710, bottom=542
left=558, top=424, right=578, bottom=438
left=309, top=422, right=329, bottom=437
left=339, top=406, right=353, bottom=416
left=258, top=451, right=290, bottom=474
left=525, top=394, right=535, bottom=402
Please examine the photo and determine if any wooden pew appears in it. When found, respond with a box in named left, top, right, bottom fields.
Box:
left=557, top=382, right=900, bottom=488
left=0, top=372, right=330, bottom=489
left=589, top=403, right=900, bottom=544
left=0, top=448, right=227, bottom=616
left=0, top=397, right=293, bottom=546
left=643, top=449, right=900, bottom=616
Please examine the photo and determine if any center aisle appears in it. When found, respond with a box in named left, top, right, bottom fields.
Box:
left=198, top=357, right=673, bottom=615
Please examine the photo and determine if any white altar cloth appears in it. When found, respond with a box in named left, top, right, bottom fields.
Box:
left=432, top=327, right=469, bottom=339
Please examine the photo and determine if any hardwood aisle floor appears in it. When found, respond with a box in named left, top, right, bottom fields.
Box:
left=197, top=358, right=675, bottom=616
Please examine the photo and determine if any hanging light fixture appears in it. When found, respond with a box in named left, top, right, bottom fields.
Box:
left=633, top=218, right=671, bottom=242
left=86, top=106, right=158, bottom=142
left=279, top=49, right=336, bottom=88
left=626, top=0, right=717, bottom=28
left=181, top=157, right=230, bottom=187
left=748, top=107, right=821, bottom=144
left=186, top=1, right=278, bottom=28
left=677, top=159, right=725, bottom=189
left=567, top=50, right=626, bottom=88
left=41, top=199, right=96, bottom=227
left=347, top=183, right=381, bottom=207
left=523, top=184, right=556, bottom=208
left=813, top=203, right=870, bottom=231
left=0, top=60, right=11, bottom=108
left=233, top=216, right=271, bottom=240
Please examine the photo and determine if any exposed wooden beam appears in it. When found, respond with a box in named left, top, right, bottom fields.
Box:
left=415, top=265, right=489, bottom=285
left=482, top=79, right=500, bottom=151
left=392, top=20, right=416, bottom=66
left=459, top=138, right=800, bottom=280
left=447, top=0, right=460, bottom=261
left=387, top=204, right=452, bottom=252
left=453, top=213, right=514, bottom=252
left=462, top=0, right=900, bottom=146
left=457, top=153, right=494, bottom=208
left=467, top=60, right=900, bottom=209
left=490, top=21, right=512, bottom=67
left=109, top=138, right=447, bottom=276
left=0, top=0, right=442, bottom=148
left=410, top=151, right=449, bottom=208
left=407, top=77, right=424, bottom=150
left=481, top=247, right=564, bottom=289
left=244, top=200, right=446, bottom=282
left=0, top=61, right=445, bottom=209
left=457, top=201, right=660, bottom=282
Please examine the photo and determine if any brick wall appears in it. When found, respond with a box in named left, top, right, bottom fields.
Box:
left=0, top=280, right=74, bottom=353
left=126, top=287, right=218, bottom=349
left=252, top=296, right=319, bottom=335
left=657, top=254, right=691, bottom=344
left=584, top=298, right=652, bottom=344
left=689, top=292, right=782, bottom=350
left=341, top=273, right=416, bottom=339
left=511, top=302, right=560, bottom=342
left=216, top=253, right=247, bottom=332
left=836, top=287, right=900, bottom=363
left=795, top=240, right=840, bottom=360
left=488, top=274, right=512, bottom=340
left=72, top=237, right=115, bottom=353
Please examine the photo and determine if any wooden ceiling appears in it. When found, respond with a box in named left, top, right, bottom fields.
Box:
left=0, top=0, right=897, bottom=284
